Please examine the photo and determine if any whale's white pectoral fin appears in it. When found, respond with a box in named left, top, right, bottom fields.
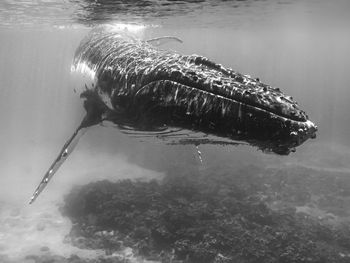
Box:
left=29, top=124, right=88, bottom=204
left=30, top=89, right=110, bottom=204
left=146, top=36, right=183, bottom=47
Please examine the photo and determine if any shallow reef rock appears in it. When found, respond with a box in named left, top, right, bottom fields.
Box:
left=61, top=165, right=350, bottom=263
left=1, top=253, right=140, bottom=263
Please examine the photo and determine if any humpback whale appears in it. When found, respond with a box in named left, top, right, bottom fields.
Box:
left=30, top=25, right=317, bottom=204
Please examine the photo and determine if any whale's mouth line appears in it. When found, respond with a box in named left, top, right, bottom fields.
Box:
left=136, top=78, right=309, bottom=124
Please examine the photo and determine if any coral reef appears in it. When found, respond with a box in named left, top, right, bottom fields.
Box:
left=61, top=164, right=350, bottom=263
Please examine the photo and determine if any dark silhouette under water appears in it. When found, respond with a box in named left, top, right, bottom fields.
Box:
left=61, top=164, right=350, bottom=263
left=30, top=25, right=317, bottom=204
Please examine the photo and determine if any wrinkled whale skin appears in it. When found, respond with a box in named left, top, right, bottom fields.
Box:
left=73, top=26, right=317, bottom=155
left=29, top=26, right=317, bottom=204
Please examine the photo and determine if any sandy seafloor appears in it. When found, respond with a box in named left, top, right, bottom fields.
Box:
left=0, top=151, right=164, bottom=263
left=1, top=142, right=350, bottom=262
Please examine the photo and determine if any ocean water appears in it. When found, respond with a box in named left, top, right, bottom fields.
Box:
left=0, top=0, right=350, bottom=262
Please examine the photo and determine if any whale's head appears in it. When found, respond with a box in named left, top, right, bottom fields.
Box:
left=71, top=26, right=317, bottom=155
left=108, top=53, right=318, bottom=155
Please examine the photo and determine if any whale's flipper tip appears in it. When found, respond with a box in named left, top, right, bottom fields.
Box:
left=29, top=89, right=109, bottom=204
left=29, top=125, right=87, bottom=204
